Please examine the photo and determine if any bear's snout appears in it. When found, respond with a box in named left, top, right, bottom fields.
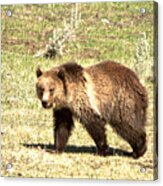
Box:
left=42, top=100, right=52, bottom=109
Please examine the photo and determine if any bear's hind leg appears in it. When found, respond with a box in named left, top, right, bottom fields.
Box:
left=84, top=120, right=108, bottom=156
left=53, top=108, right=74, bottom=152
left=131, top=131, right=147, bottom=159
left=114, top=123, right=147, bottom=159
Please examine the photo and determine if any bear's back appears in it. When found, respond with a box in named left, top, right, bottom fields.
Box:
left=86, top=61, right=137, bottom=84
left=84, top=61, right=147, bottom=117
left=85, top=61, right=145, bottom=93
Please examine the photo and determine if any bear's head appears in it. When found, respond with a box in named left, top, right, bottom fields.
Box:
left=36, top=67, right=67, bottom=109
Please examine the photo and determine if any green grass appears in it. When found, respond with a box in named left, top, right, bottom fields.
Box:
left=1, top=2, right=157, bottom=180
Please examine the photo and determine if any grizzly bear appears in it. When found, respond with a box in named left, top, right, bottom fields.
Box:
left=36, top=61, right=148, bottom=159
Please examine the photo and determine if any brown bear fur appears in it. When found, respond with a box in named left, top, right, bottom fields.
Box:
left=36, top=61, right=148, bottom=159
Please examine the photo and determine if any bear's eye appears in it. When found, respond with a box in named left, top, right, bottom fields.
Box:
left=40, top=87, right=44, bottom=92
left=49, top=88, right=54, bottom=93
left=38, top=87, right=44, bottom=95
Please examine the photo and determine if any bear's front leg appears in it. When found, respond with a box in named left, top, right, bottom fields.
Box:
left=84, top=120, right=108, bottom=156
left=53, top=108, right=74, bottom=152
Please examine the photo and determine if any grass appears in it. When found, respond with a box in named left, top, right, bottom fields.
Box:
left=1, top=2, right=157, bottom=180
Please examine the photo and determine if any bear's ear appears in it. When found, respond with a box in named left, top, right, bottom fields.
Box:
left=36, top=67, right=43, bottom=78
left=57, top=68, right=65, bottom=81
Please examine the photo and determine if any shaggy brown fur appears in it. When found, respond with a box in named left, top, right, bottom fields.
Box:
left=36, top=61, right=148, bottom=159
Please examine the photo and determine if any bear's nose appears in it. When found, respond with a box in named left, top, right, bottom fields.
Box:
left=42, top=101, right=48, bottom=108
